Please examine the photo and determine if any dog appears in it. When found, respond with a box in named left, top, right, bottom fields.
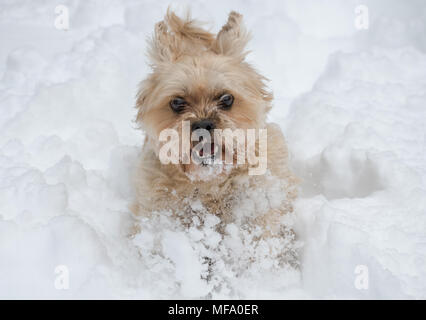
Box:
left=132, top=10, right=298, bottom=238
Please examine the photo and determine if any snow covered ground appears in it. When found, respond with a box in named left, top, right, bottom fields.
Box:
left=1, top=0, right=425, bottom=299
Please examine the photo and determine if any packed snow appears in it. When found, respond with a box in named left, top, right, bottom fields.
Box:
left=0, top=0, right=425, bottom=299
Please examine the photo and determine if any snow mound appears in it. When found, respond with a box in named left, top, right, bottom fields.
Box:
left=288, top=47, right=426, bottom=298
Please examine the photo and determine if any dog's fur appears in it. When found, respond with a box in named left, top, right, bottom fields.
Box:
left=132, top=10, right=298, bottom=235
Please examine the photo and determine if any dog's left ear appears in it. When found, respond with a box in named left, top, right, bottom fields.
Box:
left=212, top=11, right=251, bottom=60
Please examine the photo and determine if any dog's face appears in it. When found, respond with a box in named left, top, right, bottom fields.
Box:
left=136, top=11, right=271, bottom=180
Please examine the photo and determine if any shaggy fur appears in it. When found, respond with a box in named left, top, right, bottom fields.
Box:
left=133, top=10, right=298, bottom=235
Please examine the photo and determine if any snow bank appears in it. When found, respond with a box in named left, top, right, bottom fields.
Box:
left=288, top=46, right=426, bottom=298
left=0, top=0, right=425, bottom=299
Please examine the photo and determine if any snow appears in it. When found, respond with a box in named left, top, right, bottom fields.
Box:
left=1, top=0, right=426, bottom=299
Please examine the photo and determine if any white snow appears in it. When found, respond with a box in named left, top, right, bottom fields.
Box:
left=1, top=0, right=426, bottom=299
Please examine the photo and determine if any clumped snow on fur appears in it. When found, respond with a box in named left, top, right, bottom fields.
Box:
left=132, top=179, right=301, bottom=298
left=1, top=0, right=426, bottom=298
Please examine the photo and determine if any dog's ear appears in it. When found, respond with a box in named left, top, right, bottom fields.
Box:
left=212, top=11, right=251, bottom=60
left=148, top=9, right=214, bottom=64
left=148, top=20, right=176, bottom=64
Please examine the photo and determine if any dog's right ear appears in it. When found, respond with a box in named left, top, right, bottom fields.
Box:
left=212, top=11, right=251, bottom=60
left=148, top=9, right=214, bottom=64
left=148, top=20, right=178, bottom=64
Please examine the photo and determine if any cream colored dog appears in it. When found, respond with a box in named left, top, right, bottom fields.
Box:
left=132, top=10, right=297, bottom=236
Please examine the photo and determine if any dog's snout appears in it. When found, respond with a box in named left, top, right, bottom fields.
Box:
left=191, top=119, right=215, bottom=132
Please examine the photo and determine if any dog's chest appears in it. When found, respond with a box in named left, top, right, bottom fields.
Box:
left=173, top=173, right=285, bottom=223
left=182, top=183, right=237, bottom=220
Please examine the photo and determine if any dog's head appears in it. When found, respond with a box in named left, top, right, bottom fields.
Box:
left=136, top=10, right=272, bottom=180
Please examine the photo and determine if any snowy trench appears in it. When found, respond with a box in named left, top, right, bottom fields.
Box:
left=0, top=0, right=425, bottom=299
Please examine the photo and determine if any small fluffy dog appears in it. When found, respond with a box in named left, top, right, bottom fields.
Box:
left=133, top=10, right=298, bottom=236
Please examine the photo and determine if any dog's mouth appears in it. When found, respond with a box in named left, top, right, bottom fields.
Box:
left=192, top=142, right=221, bottom=166
left=181, top=138, right=240, bottom=181
left=183, top=142, right=235, bottom=181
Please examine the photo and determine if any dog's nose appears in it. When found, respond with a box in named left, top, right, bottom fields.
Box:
left=191, top=119, right=215, bottom=132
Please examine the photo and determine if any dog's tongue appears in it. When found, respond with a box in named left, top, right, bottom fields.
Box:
left=199, top=143, right=215, bottom=157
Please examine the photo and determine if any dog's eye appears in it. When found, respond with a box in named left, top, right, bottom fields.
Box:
left=219, top=93, right=234, bottom=110
left=170, top=97, right=186, bottom=113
